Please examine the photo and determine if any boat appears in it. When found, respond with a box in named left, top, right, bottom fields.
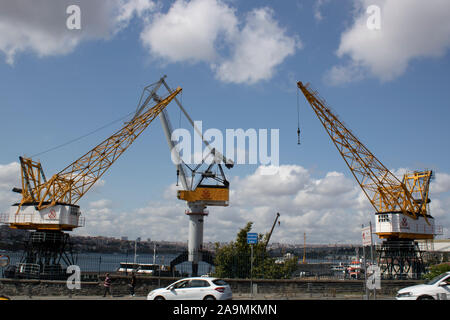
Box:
left=116, top=262, right=179, bottom=276
left=331, top=262, right=346, bottom=272
left=117, top=262, right=167, bottom=274
left=116, top=241, right=181, bottom=276
left=346, top=260, right=362, bottom=279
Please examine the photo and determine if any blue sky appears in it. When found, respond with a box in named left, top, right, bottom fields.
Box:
left=0, top=0, right=449, bottom=244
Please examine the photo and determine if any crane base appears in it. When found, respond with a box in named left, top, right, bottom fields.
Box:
left=377, top=239, right=425, bottom=280
left=170, top=250, right=215, bottom=277
left=6, top=230, right=76, bottom=280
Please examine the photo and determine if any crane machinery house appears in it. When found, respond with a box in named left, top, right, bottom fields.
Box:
left=376, top=213, right=436, bottom=240
left=7, top=202, right=83, bottom=231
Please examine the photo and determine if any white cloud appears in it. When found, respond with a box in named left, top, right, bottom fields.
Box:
left=431, top=172, right=450, bottom=194
left=116, top=0, right=156, bottom=24
left=327, top=0, right=450, bottom=84
left=72, top=164, right=450, bottom=243
left=140, top=0, right=237, bottom=64
left=313, top=0, right=330, bottom=22
left=225, top=165, right=370, bottom=243
left=312, top=171, right=355, bottom=196
left=0, top=162, right=20, bottom=189
left=74, top=165, right=370, bottom=243
left=140, top=0, right=300, bottom=84
left=78, top=200, right=188, bottom=241
left=0, top=0, right=298, bottom=84
left=324, top=61, right=365, bottom=86
left=89, top=199, right=112, bottom=209
left=0, top=0, right=156, bottom=64
left=0, top=163, right=21, bottom=213
left=2, top=161, right=448, bottom=242
left=232, top=165, right=310, bottom=202
left=214, top=7, right=300, bottom=84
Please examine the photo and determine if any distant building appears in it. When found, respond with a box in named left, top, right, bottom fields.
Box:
left=418, top=239, right=450, bottom=252
left=121, top=236, right=128, bottom=241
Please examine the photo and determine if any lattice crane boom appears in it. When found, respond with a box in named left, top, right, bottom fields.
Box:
left=16, top=87, right=182, bottom=212
left=297, top=81, right=431, bottom=222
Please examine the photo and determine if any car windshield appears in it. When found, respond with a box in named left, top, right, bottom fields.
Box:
left=427, top=273, right=449, bottom=285
left=170, top=280, right=189, bottom=289
left=212, top=279, right=228, bottom=286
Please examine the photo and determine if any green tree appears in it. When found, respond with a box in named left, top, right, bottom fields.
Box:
left=423, top=262, right=450, bottom=281
left=213, top=222, right=297, bottom=279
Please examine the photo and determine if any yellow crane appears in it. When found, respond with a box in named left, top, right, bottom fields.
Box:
left=141, top=76, right=233, bottom=276
left=7, top=88, right=181, bottom=231
left=264, top=212, right=280, bottom=251
left=297, top=81, right=439, bottom=279
left=302, top=232, right=306, bottom=264
left=0, top=85, right=181, bottom=279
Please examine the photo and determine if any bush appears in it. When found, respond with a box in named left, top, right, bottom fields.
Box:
left=213, top=222, right=297, bottom=279
left=423, top=262, right=450, bottom=280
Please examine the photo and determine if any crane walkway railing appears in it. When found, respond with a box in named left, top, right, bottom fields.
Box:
left=0, top=212, right=85, bottom=228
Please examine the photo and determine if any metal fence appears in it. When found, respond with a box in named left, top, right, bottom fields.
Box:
left=1, top=248, right=447, bottom=281
left=0, top=250, right=359, bottom=281
left=0, top=251, right=212, bottom=280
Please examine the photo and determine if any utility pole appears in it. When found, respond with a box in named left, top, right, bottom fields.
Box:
left=247, top=232, right=258, bottom=299
left=134, top=238, right=138, bottom=265
left=362, top=224, right=368, bottom=300
left=250, top=244, right=253, bottom=298
left=303, top=232, right=307, bottom=264
left=369, top=221, right=376, bottom=300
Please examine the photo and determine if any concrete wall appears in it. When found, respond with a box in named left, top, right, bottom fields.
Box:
left=0, top=275, right=423, bottom=298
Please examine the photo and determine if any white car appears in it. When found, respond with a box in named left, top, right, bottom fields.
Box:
left=147, top=277, right=232, bottom=300
left=396, top=271, right=450, bottom=300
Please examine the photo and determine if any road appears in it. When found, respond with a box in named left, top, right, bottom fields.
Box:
left=6, top=292, right=395, bottom=300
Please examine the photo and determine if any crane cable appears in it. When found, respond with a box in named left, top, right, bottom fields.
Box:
left=297, top=86, right=301, bottom=145
left=176, top=91, right=183, bottom=186
left=29, top=110, right=136, bottom=158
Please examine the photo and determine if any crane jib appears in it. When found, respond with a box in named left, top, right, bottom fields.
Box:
left=16, top=87, right=182, bottom=213
left=297, top=81, right=433, bottom=231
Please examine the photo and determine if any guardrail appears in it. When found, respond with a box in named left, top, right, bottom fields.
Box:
left=0, top=212, right=85, bottom=228
left=434, top=225, right=444, bottom=235
left=0, top=213, right=9, bottom=224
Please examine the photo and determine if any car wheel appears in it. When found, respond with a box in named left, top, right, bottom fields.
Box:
left=417, top=295, right=434, bottom=300
left=203, top=295, right=216, bottom=300
left=154, top=296, right=165, bottom=300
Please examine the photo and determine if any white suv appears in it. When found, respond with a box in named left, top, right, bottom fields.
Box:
left=396, top=271, right=450, bottom=300
left=147, top=277, right=232, bottom=300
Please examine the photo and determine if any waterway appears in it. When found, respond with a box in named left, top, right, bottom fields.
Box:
left=1, top=250, right=354, bottom=278
left=1, top=251, right=213, bottom=276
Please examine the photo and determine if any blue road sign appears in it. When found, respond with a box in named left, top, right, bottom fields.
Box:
left=247, top=233, right=258, bottom=244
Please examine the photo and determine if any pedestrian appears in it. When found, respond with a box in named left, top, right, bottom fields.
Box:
left=103, top=273, right=112, bottom=297
left=129, top=272, right=137, bottom=297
